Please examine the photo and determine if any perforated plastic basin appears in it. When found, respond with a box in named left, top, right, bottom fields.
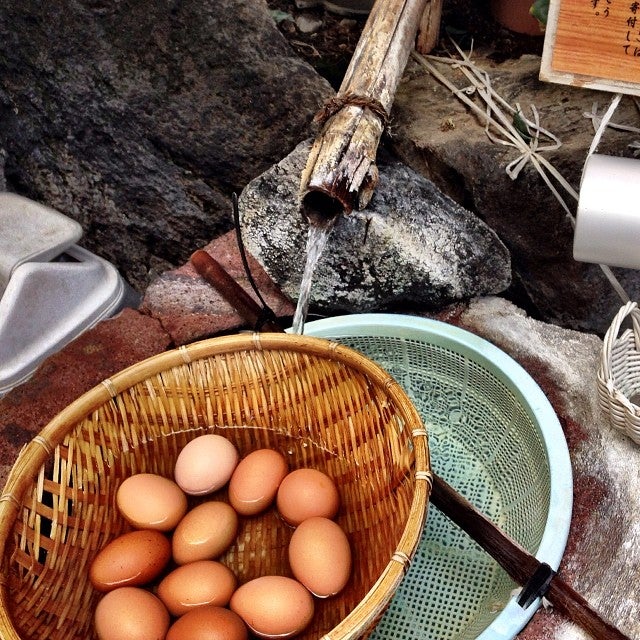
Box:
left=302, top=314, right=573, bottom=640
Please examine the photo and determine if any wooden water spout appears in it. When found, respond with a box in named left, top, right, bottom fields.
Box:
left=300, top=0, right=432, bottom=225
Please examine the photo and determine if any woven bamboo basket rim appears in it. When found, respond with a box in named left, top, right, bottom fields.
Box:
left=597, top=300, right=640, bottom=443
left=0, top=331, right=432, bottom=640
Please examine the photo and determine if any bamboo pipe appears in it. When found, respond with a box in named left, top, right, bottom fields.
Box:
left=190, top=253, right=633, bottom=640
left=300, top=0, right=429, bottom=225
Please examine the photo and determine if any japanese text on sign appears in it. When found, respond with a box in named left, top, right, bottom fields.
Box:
left=547, top=0, right=640, bottom=85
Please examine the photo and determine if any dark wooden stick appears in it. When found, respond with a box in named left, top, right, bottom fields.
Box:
left=431, top=474, right=632, bottom=640
left=192, top=255, right=633, bottom=640
left=189, top=249, right=282, bottom=333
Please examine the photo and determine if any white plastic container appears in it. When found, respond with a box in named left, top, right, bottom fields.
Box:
left=0, top=194, right=137, bottom=397
left=0, top=192, right=83, bottom=294
left=573, top=154, right=640, bottom=270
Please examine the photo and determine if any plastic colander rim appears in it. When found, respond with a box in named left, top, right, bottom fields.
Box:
left=299, top=313, right=573, bottom=640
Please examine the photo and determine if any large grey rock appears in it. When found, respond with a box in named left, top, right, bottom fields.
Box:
left=240, top=140, right=511, bottom=315
left=456, top=297, right=639, bottom=640
left=0, top=0, right=332, bottom=291
left=392, top=51, right=640, bottom=334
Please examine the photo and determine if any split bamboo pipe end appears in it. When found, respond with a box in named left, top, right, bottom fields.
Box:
left=301, top=189, right=350, bottom=227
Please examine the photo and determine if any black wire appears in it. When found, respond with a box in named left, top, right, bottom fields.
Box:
left=232, top=193, right=280, bottom=330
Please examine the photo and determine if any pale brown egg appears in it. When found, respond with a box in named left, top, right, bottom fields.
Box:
left=276, top=468, right=340, bottom=526
left=166, top=605, right=248, bottom=640
left=157, top=560, right=237, bottom=616
left=89, top=530, right=171, bottom=593
left=174, top=434, right=239, bottom=496
left=288, top=516, right=352, bottom=597
left=117, top=473, right=188, bottom=531
left=171, top=501, right=238, bottom=564
left=94, top=586, right=170, bottom=640
left=229, top=575, right=315, bottom=639
left=228, top=449, right=289, bottom=516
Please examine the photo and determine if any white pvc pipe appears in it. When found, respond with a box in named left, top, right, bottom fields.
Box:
left=574, top=154, right=640, bottom=270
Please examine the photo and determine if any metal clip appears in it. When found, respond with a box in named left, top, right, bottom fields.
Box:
left=517, top=562, right=556, bottom=609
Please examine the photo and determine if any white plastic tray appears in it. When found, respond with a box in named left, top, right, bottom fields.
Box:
left=0, top=193, right=83, bottom=294
left=0, top=244, right=134, bottom=397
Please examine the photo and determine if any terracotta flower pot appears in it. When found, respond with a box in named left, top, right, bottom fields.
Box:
left=490, top=0, right=543, bottom=36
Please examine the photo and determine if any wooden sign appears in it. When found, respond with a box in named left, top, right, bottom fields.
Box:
left=540, top=0, right=640, bottom=96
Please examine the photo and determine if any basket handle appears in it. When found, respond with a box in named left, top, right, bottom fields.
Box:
left=601, top=301, right=640, bottom=380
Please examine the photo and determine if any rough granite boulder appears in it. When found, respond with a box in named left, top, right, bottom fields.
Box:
left=240, top=139, right=512, bottom=316
left=0, top=0, right=333, bottom=291
left=391, top=50, right=640, bottom=334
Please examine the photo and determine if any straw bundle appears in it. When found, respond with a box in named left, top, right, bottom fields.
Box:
left=0, top=332, right=431, bottom=640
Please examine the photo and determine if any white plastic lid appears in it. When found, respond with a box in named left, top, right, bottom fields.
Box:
left=0, top=192, right=83, bottom=294
left=0, top=244, right=130, bottom=396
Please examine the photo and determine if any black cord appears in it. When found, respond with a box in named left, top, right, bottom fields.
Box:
left=232, top=193, right=280, bottom=330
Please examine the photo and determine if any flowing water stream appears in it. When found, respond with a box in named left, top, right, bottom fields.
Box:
left=290, top=223, right=333, bottom=335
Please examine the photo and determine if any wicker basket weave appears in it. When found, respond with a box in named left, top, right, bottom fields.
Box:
left=0, top=332, right=431, bottom=640
left=598, top=301, right=640, bottom=444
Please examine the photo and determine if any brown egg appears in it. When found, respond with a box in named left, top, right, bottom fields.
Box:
left=117, top=473, right=188, bottom=531
left=276, top=468, right=340, bottom=526
left=157, top=560, right=237, bottom=617
left=90, top=530, right=171, bottom=593
left=166, top=605, right=247, bottom=640
left=94, top=586, right=170, bottom=640
left=288, top=516, right=352, bottom=597
left=174, top=434, right=239, bottom=496
left=228, top=449, right=289, bottom=516
left=229, top=576, right=315, bottom=639
left=171, top=501, right=238, bottom=564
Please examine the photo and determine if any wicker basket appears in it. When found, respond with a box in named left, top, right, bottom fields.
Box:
left=0, top=332, right=431, bottom=640
left=598, top=301, right=640, bottom=444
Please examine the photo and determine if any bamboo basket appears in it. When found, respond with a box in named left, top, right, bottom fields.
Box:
left=598, top=301, right=640, bottom=444
left=0, top=332, right=431, bottom=640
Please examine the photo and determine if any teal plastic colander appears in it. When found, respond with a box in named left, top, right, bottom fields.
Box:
left=301, top=313, right=573, bottom=640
